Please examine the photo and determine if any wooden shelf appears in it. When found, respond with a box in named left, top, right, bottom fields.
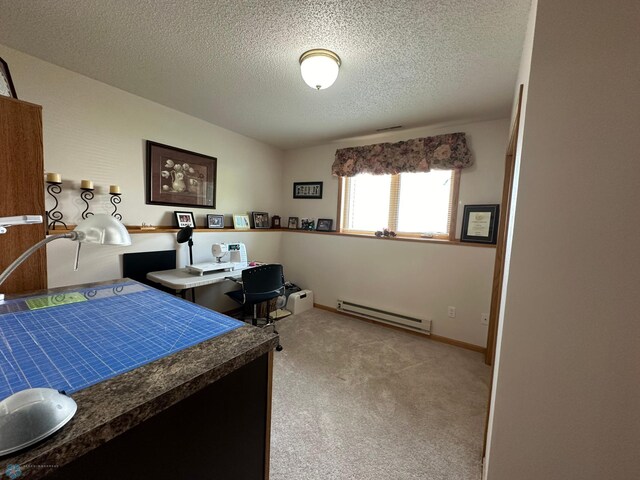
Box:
left=47, top=225, right=494, bottom=248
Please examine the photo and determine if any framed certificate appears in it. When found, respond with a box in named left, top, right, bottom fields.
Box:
left=461, top=204, right=499, bottom=244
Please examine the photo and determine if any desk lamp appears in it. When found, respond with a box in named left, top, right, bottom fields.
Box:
left=0, top=214, right=131, bottom=455
left=177, top=226, right=194, bottom=265
left=0, top=214, right=132, bottom=300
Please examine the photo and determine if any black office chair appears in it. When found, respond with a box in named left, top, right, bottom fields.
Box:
left=226, top=264, right=284, bottom=352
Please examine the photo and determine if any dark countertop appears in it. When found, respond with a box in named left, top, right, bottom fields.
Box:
left=1, top=279, right=278, bottom=478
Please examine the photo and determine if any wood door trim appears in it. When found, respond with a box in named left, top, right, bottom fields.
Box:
left=486, top=83, right=524, bottom=365
left=482, top=84, right=524, bottom=458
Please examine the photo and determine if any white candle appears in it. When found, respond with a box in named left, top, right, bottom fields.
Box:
left=46, top=172, right=61, bottom=183
left=80, top=179, right=93, bottom=189
left=110, top=185, right=121, bottom=194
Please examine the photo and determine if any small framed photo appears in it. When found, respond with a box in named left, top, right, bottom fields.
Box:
left=293, top=182, right=323, bottom=199
left=461, top=204, right=500, bottom=244
left=174, top=211, right=195, bottom=228
left=206, top=214, right=224, bottom=229
left=316, top=218, right=333, bottom=232
left=251, top=212, right=270, bottom=229
left=0, top=57, right=18, bottom=99
left=288, top=217, right=299, bottom=229
left=300, top=218, right=315, bottom=231
left=233, top=214, right=250, bottom=230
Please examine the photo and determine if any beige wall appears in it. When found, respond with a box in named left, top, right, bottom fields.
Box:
left=0, top=44, right=285, bottom=309
left=282, top=118, right=509, bottom=237
left=0, top=45, right=284, bottom=228
left=1, top=45, right=509, bottom=347
left=485, top=0, right=640, bottom=478
left=281, top=119, right=509, bottom=347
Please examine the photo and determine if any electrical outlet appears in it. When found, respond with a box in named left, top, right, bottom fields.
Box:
left=481, top=313, right=489, bottom=326
left=448, top=306, right=456, bottom=318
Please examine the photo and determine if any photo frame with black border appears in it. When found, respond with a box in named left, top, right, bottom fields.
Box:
left=300, top=218, right=315, bottom=230
left=293, top=182, right=323, bottom=199
left=174, top=211, right=195, bottom=228
left=146, top=141, right=217, bottom=208
left=316, top=218, right=333, bottom=232
left=0, top=57, right=17, bottom=99
left=206, top=214, right=224, bottom=229
left=251, top=211, right=270, bottom=229
left=460, top=204, right=499, bottom=244
left=287, top=217, right=299, bottom=229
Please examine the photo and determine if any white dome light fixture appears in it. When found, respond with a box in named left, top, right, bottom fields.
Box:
left=299, top=49, right=341, bottom=90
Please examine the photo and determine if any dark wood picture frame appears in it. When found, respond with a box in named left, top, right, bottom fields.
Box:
left=206, top=214, right=224, bottom=229
left=251, top=212, right=270, bottom=229
left=0, top=57, right=17, bottom=99
left=174, top=211, right=195, bottom=228
left=287, top=217, right=299, bottom=229
left=461, top=204, right=500, bottom=244
left=146, top=141, right=216, bottom=208
left=293, top=182, right=323, bottom=199
left=316, top=218, right=333, bottom=232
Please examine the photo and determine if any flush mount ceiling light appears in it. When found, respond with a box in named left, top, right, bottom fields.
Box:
left=299, top=49, right=341, bottom=90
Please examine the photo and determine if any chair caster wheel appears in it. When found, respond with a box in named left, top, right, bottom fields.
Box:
left=276, top=345, right=283, bottom=352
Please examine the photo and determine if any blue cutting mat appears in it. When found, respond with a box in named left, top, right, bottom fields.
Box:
left=0, top=281, right=243, bottom=400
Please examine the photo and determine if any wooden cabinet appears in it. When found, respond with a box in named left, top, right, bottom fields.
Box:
left=0, top=96, right=47, bottom=294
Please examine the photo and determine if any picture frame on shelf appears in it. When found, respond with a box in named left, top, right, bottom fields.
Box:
left=233, top=214, right=250, bottom=230
left=206, top=214, right=224, bottom=229
left=287, top=217, right=299, bottom=229
left=316, top=218, right=333, bottom=232
left=146, top=141, right=217, bottom=208
left=0, top=57, right=17, bottom=99
left=293, top=181, right=323, bottom=199
left=460, top=204, right=500, bottom=244
left=174, top=211, right=195, bottom=228
left=251, top=212, right=270, bottom=229
left=300, top=218, right=315, bottom=230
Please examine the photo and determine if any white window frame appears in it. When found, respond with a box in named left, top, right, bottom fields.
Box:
left=337, top=169, right=461, bottom=240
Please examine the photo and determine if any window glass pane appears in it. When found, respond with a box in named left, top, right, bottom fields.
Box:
left=397, top=171, right=451, bottom=233
left=346, top=174, right=391, bottom=231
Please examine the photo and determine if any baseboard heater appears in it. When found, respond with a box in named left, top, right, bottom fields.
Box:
left=336, top=300, right=431, bottom=334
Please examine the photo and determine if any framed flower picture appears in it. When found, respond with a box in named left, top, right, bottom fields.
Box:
left=146, top=141, right=217, bottom=208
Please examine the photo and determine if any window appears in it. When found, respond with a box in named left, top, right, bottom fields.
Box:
left=339, top=169, right=459, bottom=239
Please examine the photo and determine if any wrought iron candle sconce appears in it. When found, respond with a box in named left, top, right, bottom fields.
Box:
left=110, top=193, right=122, bottom=221
left=80, top=186, right=95, bottom=220
left=45, top=179, right=68, bottom=231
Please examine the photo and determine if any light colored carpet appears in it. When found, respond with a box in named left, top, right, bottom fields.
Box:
left=270, top=308, right=491, bottom=480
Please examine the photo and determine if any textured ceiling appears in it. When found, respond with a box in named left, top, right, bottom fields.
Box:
left=0, top=0, right=531, bottom=150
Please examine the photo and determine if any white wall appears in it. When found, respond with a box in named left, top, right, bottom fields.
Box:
left=281, top=119, right=509, bottom=347
left=0, top=44, right=285, bottom=296
left=485, top=0, right=640, bottom=478
left=47, top=230, right=283, bottom=311
left=282, top=118, right=509, bottom=236
left=280, top=233, right=496, bottom=347
left=2, top=45, right=509, bottom=348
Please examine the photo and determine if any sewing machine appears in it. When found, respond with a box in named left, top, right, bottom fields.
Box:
left=185, top=242, right=248, bottom=276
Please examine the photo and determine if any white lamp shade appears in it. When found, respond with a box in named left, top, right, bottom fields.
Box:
left=74, top=214, right=131, bottom=246
left=300, top=50, right=341, bottom=90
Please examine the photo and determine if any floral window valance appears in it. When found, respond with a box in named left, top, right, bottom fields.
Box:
left=331, top=132, right=472, bottom=177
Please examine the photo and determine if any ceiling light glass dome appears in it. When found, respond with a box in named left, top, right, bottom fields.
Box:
left=299, top=49, right=341, bottom=90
